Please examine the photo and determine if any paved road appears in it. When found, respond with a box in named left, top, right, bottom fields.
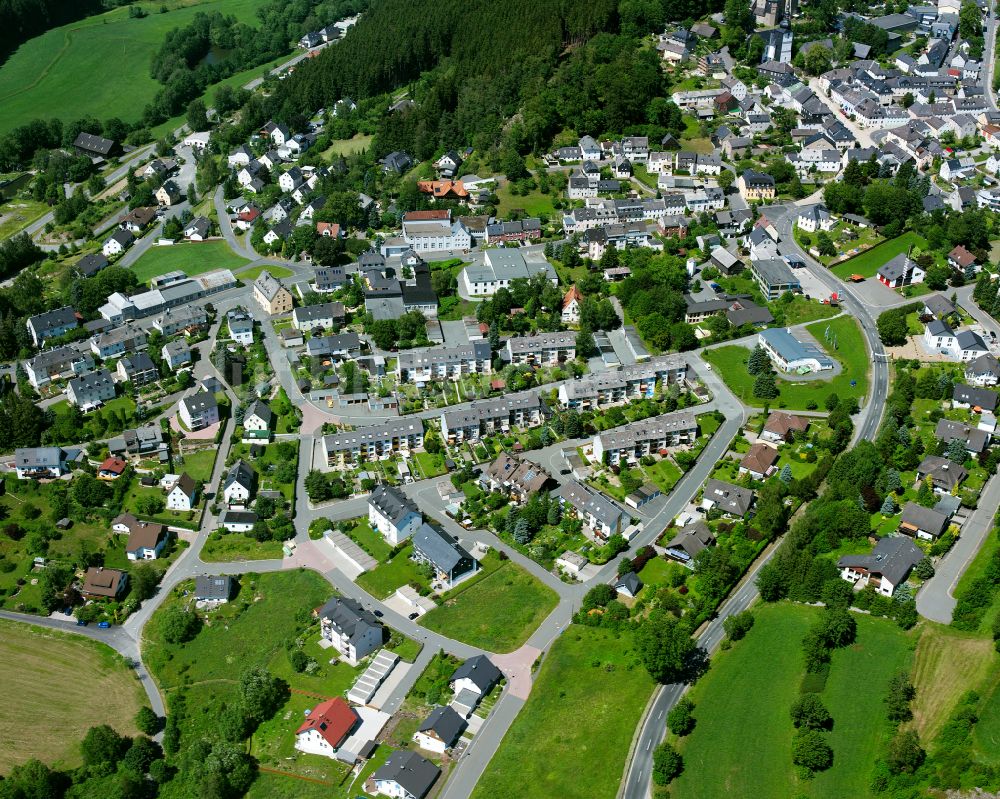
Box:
left=985, top=0, right=998, bottom=112
left=770, top=203, right=889, bottom=445
left=806, top=77, right=876, bottom=149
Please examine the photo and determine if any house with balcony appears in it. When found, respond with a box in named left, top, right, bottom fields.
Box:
left=592, top=411, right=698, bottom=466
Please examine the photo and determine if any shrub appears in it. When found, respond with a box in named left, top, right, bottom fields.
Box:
left=652, top=742, right=683, bottom=785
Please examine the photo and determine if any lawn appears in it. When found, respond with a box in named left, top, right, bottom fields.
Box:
left=238, top=264, right=294, bottom=281
left=670, top=603, right=814, bottom=799
left=830, top=232, right=928, bottom=281
left=0, top=198, right=49, bottom=239
left=471, top=625, right=654, bottom=799
left=778, top=296, right=840, bottom=326
left=420, top=558, right=559, bottom=653
left=130, top=240, right=250, bottom=284
left=320, top=134, right=374, bottom=159
left=0, top=620, right=148, bottom=771
left=0, top=0, right=273, bottom=135
left=909, top=622, right=997, bottom=742
left=200, top=531, right=286, bottom=561
left=355, top=544, right=427, bottom=599
left=345, top=518, right=393, bottom=562
left=954, top=532, right=1000, bottom=635
left=411, top=451, right=447, bottom=479
left=176, top=447, right=218, bottom=483
left=496, top=181, right=558, bottom=218
left=702, top=315, right=869, bottom=410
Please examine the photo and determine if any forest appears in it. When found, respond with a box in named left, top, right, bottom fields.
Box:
left=0, top=0, right=104, bottom=64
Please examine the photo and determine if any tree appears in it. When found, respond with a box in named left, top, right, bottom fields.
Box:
left=885, top=672, right=915, bottom=721
left=122, top=735, right=162, bottom=776
left=581, top=583, right=616, bottom=611
left=576, top=329, right=597, bottom=359
left=135, top=707, right=161, bottom=736
left=186, top=99, right=209, bottom=132
left=667, top=698, right=696, bottom=735
left=753, top=371, right=779, bottom=400
left=635, top=610, right=697, bottom=683
left=876, top=309, right=908, bottom=346
left=652, top=742, right=683, bottom=785
left=723, top=610, right=755, bottom=641
left=790, top=694, right=832, bottom=730
left=880, top=494, right=896, bottom=516
left=779, top=464, right=793, bottom=483
left=914, top=557, right=935, bottom=579
left=822, top=608, right=857, bottom=648
left=81, top=724, right=131, bottom=767
left=887, top=730, right=925, bottom=774
left=238, top=666, right=287, bottom=725
left=130, top=563, right=159, bottom=601
left=718, top=170, right=734, bottom=190
left=946, top=437, right=967, bottom=464
left=160, top=606, right=201, bottom=644
left=815, top=231, right=836, bottom=257
left=747, top=344, right=770, bottom=375
left=792, top=729, right=833, bottom=772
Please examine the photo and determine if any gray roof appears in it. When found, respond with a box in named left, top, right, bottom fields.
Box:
left=418, top=706, right=466, bottom=746
left=966, top=354, right=1000, bottom=379
left=838, top=536, right=923, bottom=586
left=195, top=575, right=233, bottom=601
left=369, top=484, right=419, bottom=526
left=412, top=522, right=475, bottom=575
left=14, top=446, right=65, bottom=470
left=702, top=479, right=754, bottom=516
left=554, top=480, right=630, bottom=529
left=751, top=258, right=800, bottom=289
left=182, top=391, right=217, bottom=415
left=900, top=501, right=949, bottom=538
left=953, top=383, right=998, bottom=410
left=28, top=306, right=78, bottom=337
left=957, top=329, right=988, bottom=354
left=373, top=750, right=440, bottom=799
left=398, top=340, right=490, bottom=372
left=615, top=571, right=643, bottom=595
left=878, top=254, right=918, bottom=281
left=451, top=654, right=502, bottom=692
left=254, top=270, right=287, bottom=301
left=224, top=459, right=255, bottom=491
left=246, top=399, right=273, bottom=424
left=293, top=302, right=344, bottom=324
left=935, top=418, right=990, bottom=452
left=917, top=455, right=968, bottom=488
left=318, top=596, right=383, bottom=645
left=923, top=294, right=956, bottom=319
left=666, top=520, right=715, bottom=557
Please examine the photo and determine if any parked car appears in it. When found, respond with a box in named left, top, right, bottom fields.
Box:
left=408, top=612, right=419, bottom=620
left=76, top=619, right=88, bottom=626
left=373, top=610, right=384, bottom=618
left=98, top=621, right=110, bottom=628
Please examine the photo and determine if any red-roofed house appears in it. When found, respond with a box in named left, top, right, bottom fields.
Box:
left=948, top=245, right=979, bottom=274
left=984, top=124, right=1000, bottom=149
left=295, top=697, right=359, bottom=758
left=404, top=209, right=451, bottom=221
left=561, top=286, right=583, bottom=324
left=98, top=457, right=128, bottom=480
left=317, top=222, right=342, bottom=238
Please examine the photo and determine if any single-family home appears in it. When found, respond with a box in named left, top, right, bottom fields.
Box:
left=295, top=697, right=359, bottom=758
left=67, top=369, right=116, bottom=410
left=184, top=217, right=211, bottom=241
left=701, top=479, right=754, bottom=517
left=934, top=418, right=990, bottom=455
left=194, top=574, right=233, bottom=602
left=553, top=480, right=631, bottom=540
left=614, top=571, right=643, bottom=598
left=760, top=411, right=810, bottom=444
left=369, top=484, right=422, bottom=545
left=165, top=472, right=198, bottom=511
left=739, top=441, right=780, bottom=480
left=917, top=454, right=968, bottom=492
left=115, top=515, right=168, bottom=560
left=223, top=460, right=255, bottom=506
left=837, top=536, right=923, bottom=597
left=413, top=706, right=466, bottom=754
left=372, top=751, right=440, bottom=799
left=292, top=302, right=345, bottom=332
left=451, top=654, right=503, bottom=697
left=665, top=519, right=715, bottom=563
left=411, top=523, right=479, bottom=588
left=103, top=229, right=134, bottom=258
left=561, top=286, right=584, bottom=324
left=161, top=340, right=193, bottom=370
left=953, top=383, right=999, bottom=412
left=154, top=180, right=182, bottom=207
left=965, top=354, right=1000, bottom=387
left=179, top=391, right=219, bottom=431
left=97, top=456, right=128, bottom=480
left=81, top=567, right=127, bottom=600
left=218, top=510, right=257, bottom=533
left=14, top=447, right=69, bottom=479
left=898, top=502, right=950, bottom=540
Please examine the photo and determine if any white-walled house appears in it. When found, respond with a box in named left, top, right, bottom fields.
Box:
left=165, top=473, right=198, bottom=511
left=294, top=697, right=359, bottom=759
left=368, top=484, right=422, bottom=545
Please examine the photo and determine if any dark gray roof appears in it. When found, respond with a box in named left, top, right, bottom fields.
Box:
left=318, top=596, right=383, bottom=645
left=195, top=575, right=233, bottom=600
left=451, top=654, right=502, bottom=692
left=702, top=479, right=754, bottom=516
left=667, top=520, right=716, bottom=557
left=418, top=706, right=466, bottom=746
left=923, top=294, right=956, bottom=319
left=369, top=484, right=419, bottom=526
left=615, top=571, right=643, bottom=595
left=917, top=455, right=968, bottom=488
left=953, top=383, right=998, bottom=411
left=224, top=459, right=255, bottom=491
left=934, top=418, right=989, bottom=453
left=838, top=536, right=923, bottom=586
left=246, top=399, right=273, bottom=423
left=900, top=502, right=949, bottom=538
left=412, top=523, right=474, bottom=575
left=966, top=354, right=1000, bottom=379
left=373, top=750, right=440, bottom=799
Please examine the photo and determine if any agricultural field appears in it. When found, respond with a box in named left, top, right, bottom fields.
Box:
left=130, top=240, right=250, bottom=284
left=702, top=315, right=869, bottom=410
left=471, top=625, right=654, bottom=799
left=670, top=603, right=912, bottom=799
left=420, top=555, right=559, bottom=653
left=0, top=0, right=272, bottom=135
left=0, top=620, right=148, bottom=771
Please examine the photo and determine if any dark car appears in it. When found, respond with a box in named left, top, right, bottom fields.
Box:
left=76, top=619, right=88, bottom=626
left=98, top=621, right=110, bottom=628
left=560, top=468, right=571, bottom=475
left=373, top=610, right=384, bottom=618
left=408, top=612, right=419, bottom=620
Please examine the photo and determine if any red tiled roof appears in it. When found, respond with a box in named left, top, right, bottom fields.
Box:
left=296, top=697, right=358, bottom=749
left=404, top=209, right=450, bottom=221
left=99, top=457, right=127, bottom=475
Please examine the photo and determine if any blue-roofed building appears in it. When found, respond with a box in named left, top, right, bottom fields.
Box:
left=758, top=328, right=834, bottom=373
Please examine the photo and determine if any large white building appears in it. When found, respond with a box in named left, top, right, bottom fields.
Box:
left=758, top=328, right=834, bottom=373
left=369, top=484, right=422, bottom=545
left=557, top=354, right=688, bottom=409
left=317, top=596, right=383, bottom=665
left=323, top=418, right=425, bottom=465
left=396, top=340, right=491, bottom=383
left=440, top=393, right=546, bottom=443
left=401, top=209, right=472, bottom=252
left=505, top=331, right=576, bottom=366
left=459, top=250, right=558, bottom=297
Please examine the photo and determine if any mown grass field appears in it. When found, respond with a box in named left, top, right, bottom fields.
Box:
left=672, top=603, right=914, bottom=799
left=702, top=315, right=869, bottom=410
left=130, top=240, right=250, bottom=283
left=237, top=264, right=293, bottom=281
left=420, top=558, right=559, bottom=653
left=0, top=0, right=271, bottom=135
left=830, top=232, right=928, bottom=280
left=0, top=620, right=148, bottom=770
left=471, top=625, right=654, bottom=799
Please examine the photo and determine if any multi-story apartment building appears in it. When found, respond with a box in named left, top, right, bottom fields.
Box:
left=592, top=411, right=699, bottom=466
left=505, top=331, right=576, bottom=366
left=396, top=340, right=491, bottom=383
left=440, top=393, right=546, bottom=444
left=323, top=418, right=425, bottom=465
left=557, top=355, right=688, bottom=410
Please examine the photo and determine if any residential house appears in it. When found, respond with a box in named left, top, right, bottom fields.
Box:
left=948, top=245, right=979, bottom=275
left=243, top=399, right=273, bottom=435
left=396, top=341, right=491, bottom=383
left=316, top=596, right=384, bottom=665
left=98, top=456, right=127, bottom=480
left=179, top=391, right=219, bottom=431
left=701, top=479, right=754, bottom=517
left=739, top=441, right=780, bottom=480
left=953, top=383, right=999, bottom=412
left=737, top=170, right=776, bottom=201
left=223, top=460, right=255, bottom=506
left=935, top=418, right=990, bottom=454
left=161, top=340, right=193, bottom=370
left=796, top=204, right=835, bottom=232
left=561, top=286, right=584, bottom=324
left=965, top=354, right=1000, bottom=387
left=295, top=697, right=359, bottom=758
left=917, top=454, right=968, bottom=492
left=219, top=510, right=257, bottom=533
left=184, top=217, right=211, bottom=241
left=113, top=515, right=168, bottom=560
left=74, top=132, right=119, bottom=159
left=228, top=310, right=254, bottom=346
left=165, top=473, right=198, bottom=511
left=153, top=306, right=207, bottom=336
left=459, top=249, right=557, bottom=297
left=369, top=484, right=422, bottom=545
left=154, top=180, right=181, bottom=207
left=557, top=354, right=688, bottom=410
left=615, top=571, right=643, bottom=598
left=899, top=502, right=950, bottom=540
left=837, top=536, right=923, bottom=597
left=372, top=751, right=440, bottom=799
left=450, top=654, right=503, bottom=697
left=81, top=567, right=127, bottom=599
left=412, top=523, right=478, bottom=588
left=67, top=369, right=115, bottom=409
left=115, top=353, right=158, bottom=387
left=194, top=574, right=233, bottom=602
left=253, top=271, right=294, bottom=315
left=761, top=411, right=810, bottom=444
left=665, top=520, right=716, bottom=563
left=23, top=346, right=93, bottom=388
left=414, top=707, right=466, bottom=754
left=14, top=447, right=69, bottom=479
left=26, top=306, right=79, bottom=347
left=292, top=302, right=345, bottom=333
left=74, top=253, right=109, bottom=278
left=482, top=453, right=553, bottom=503
left=923, top=294, right=957, bottom=321
left=102, top=229, right=135, bottom=258
left=91, top=324, right=147, bottom=359
left=553, top=480, right=631, bottom=540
